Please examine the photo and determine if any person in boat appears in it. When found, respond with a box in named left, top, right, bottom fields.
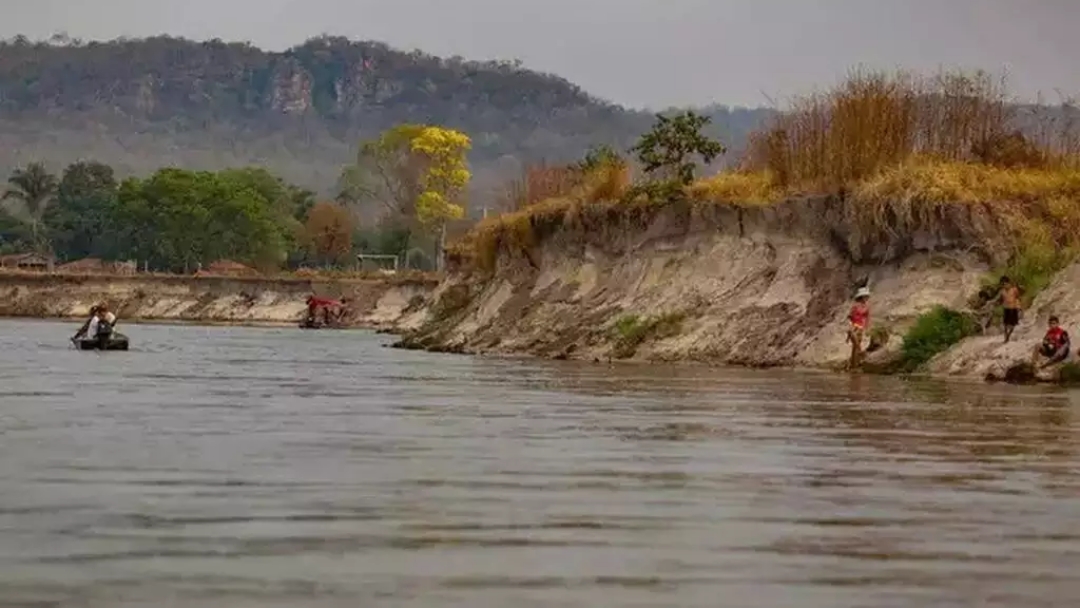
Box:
left=73, top=304, right=117, bottom=347
left=1032, top=315, right=1070, bottom=369
left=847, top=286, right=871, bottom=369
left=89, top=304, right=117, bottom=348
left=72, top=305, right=100, bottom=341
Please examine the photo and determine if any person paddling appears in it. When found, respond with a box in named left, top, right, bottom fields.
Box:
left=72, top=304, right=117, bottom=348
left=91, top=304, right=117, bottom=348
left=72, top=305, right=101, bottom=343
left=847, top=286, right=871, bottom=369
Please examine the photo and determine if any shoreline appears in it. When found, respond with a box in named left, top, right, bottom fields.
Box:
left=1, top=315, right=311, bottom=329
left=390, top=322, right=1077, bottom=387
left=391, top=195, right=1080, bottom=387
left=0, top=271, right=437, bottom=333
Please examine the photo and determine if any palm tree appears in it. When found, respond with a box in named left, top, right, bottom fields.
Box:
left=3, top=162, right=58, bottom=253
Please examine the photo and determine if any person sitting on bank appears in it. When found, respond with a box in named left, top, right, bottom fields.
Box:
left=847, top=286, right=871, bottom=369
left=1032, top=315, right=1070, bottom=369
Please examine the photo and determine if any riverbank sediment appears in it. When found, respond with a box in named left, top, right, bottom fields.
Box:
left=0, top=271, right=438, bottom=329
left=390, top=192, right=1079, bottom=383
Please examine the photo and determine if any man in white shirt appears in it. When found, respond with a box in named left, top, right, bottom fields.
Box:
left=74, top=304, right=118, bottom=346
left=87, top=305, right=116, bottom=338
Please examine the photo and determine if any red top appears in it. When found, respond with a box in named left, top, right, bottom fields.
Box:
left=307, top=296, right=341, bottom=308
left=849, top=303, right=870, bottom=329
left=1044, top=326, right=1069, bottom=349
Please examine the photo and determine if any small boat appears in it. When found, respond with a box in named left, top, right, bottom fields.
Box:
left=74, top=333, right=130, bottom=351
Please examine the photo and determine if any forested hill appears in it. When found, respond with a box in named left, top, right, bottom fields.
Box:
left=0, top=35, right=774, bottom=195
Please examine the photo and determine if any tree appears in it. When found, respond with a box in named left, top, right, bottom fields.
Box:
left=290, top=187, right=316, bottom=222
left=334, top=164, right=377, bottom=208
left=338, top=124, right=428, bottom=263
left=111, top=168, right=293, bottom=272
left=342, top=123, right=471, bottom=270
left=631, top=111, right=725, bottom=186
left=0, top=207, right=32, bottom=254
left=352, top=123, right=429, bottom=219
left=302, top=202, right=355, bottom=267
left=3, top=162, right=58, bottom=253
left=576, top=144, right=624, bottom=173
left=215, top=167, right=311, bottom=261
left=43, top=161, right=119, bottom=261
left=409, top=125, right=471, bottom=269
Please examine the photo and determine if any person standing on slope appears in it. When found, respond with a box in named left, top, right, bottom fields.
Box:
left=999, top=276, right=1022, bottom=343
left=847, top=286, right=871, bottom=369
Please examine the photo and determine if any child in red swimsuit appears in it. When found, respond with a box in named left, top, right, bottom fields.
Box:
left=847, top=287, right=871, bottom=368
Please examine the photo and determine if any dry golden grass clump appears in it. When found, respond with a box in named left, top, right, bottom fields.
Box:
left=841, top=160, right=1080, bottom=253
left=494, top=163, right=581, bottom=212
left=744, top=68, right=1078, bottom=189
left=450, top=157, right=634, bottom=271
left=688, top=170, right=784, bottom=205
left=450, top=68, right=1080, bottom=272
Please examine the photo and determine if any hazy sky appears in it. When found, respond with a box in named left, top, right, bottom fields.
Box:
left=1, top=0, right=1077, bottom=108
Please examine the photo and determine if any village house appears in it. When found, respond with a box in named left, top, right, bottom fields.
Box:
left=0, top=252, right=54, bottom=272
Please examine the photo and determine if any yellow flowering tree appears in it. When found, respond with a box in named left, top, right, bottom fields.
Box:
left=342, top=123, right=470, bottom=270
left=409, top=126, right=471, bottom=268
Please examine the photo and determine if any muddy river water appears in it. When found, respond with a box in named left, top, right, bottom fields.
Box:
left=0, top=319, right=1077, bottom=607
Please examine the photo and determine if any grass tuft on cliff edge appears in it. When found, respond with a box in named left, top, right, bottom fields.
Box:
left=450, top=68, right=1080, bottom=274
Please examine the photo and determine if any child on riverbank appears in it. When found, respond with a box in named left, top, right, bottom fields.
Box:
left=847, top=287, right=871, bottom=369
left=1033, top=315, right=1070, bottom=369
left=999, top=276, right=1022, bottom=343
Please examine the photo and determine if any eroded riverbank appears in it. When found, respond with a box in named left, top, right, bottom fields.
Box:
left=0, top=271, right=438, bottom=328
left=394, top=196, right=1049, bottom=379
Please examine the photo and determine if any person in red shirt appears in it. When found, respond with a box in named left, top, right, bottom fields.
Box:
left=847, top=286, right=871, bottom=369
left=1032, top=315, right=1070, bottom=368
left=304, top=295, right=338, bottom=327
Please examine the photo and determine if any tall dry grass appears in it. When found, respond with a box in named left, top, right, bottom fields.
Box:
left=494, top=163, right=582, bottom=213
left=451, top=158, right=632, bottom=271
left=744, top=68, right=1080, bottom=191
left=493, top=159, right=632, bottom=213
left=453, top=68, right=1080, bottom=274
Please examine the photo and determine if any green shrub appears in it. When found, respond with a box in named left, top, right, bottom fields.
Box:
left=982, top=243, right=1076, bottom=309
left=898, top=306, right=979, bottom=372
left=867, top=325, right=890, bottom=352
left=610, top=312, right=685, bottom=359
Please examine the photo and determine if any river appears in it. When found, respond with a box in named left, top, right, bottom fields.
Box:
left=0, top=319, right=1077, bottom=607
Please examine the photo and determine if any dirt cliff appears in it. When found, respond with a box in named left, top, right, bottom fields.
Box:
left=393, top=195, right=1034, bottom=375
left=0, top=273, right=436, bottom=328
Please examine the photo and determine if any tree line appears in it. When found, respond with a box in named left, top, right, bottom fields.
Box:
left=1, top=111, right=723, bottom=272
left=0, top=123, right=473, bottom=272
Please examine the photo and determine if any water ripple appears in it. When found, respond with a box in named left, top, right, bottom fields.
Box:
left=0, top=319, right=1077, bottom=607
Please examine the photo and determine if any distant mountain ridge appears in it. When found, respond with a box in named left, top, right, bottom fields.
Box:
left=0, top=35, right=775, bottom=199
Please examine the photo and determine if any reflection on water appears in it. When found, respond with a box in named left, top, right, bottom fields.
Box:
left=0, top=319, right=1077, bottom=608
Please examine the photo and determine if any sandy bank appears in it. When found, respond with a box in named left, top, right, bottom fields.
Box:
left=391, top=195, right=1068, bottom=379
left=0, top=272, right=438, bottom=328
